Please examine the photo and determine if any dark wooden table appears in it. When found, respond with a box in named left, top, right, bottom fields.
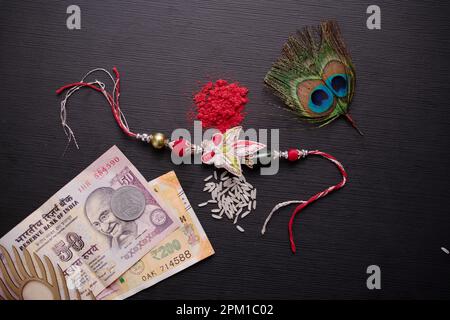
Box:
left=1, top=1, right=449, bottom=299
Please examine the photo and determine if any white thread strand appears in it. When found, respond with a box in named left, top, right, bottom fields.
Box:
left=261, top=200, right=305, bottom=235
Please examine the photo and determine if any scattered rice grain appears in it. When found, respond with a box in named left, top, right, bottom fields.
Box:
left=200, top=171, right=258, bottom=232
left=241, top=210, right=250, bottom=218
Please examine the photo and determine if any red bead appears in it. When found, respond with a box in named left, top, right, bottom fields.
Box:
left=287, top=148, right=300, bottom=161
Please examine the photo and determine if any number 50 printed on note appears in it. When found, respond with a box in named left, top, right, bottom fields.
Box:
left=98, top=171, right=215, bottom=300
left=0, top=146, right=181, bottom=299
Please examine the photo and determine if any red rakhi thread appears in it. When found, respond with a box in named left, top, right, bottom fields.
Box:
left=261, top=149, right=347, bottom=254
left=288, top=151, right=347, bottom=253
left=56, top=67, right=136, bottom=149
left=193, top=79, right=248, bottom=133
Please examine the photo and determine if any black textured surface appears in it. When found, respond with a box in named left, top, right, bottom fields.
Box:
left=0, top=1, right=449, bottom=299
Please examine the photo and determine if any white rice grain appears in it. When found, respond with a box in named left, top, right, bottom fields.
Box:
left=225, top=209, right=233, bottom=220
left=236, top=225, right=245, bottom=232
left=241, top=210, right=250, bottom=218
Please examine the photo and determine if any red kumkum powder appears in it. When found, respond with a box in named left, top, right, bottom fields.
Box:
left=193, top=79, right=249, bottom=133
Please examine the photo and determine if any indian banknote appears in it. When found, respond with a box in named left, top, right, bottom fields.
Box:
left=98, top=171, right=215, bottom=300
left=0, top=146, right=181, bottom=299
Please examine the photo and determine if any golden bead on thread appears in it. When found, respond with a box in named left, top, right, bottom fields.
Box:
left=150, top=132, right=167, bottom=149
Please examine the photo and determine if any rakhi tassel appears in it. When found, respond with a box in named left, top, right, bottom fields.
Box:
left=56, top=67, right=136, bottom=150
left=262, top=149, right=347, bottom=254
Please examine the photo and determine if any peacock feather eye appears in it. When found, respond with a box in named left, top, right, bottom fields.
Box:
left=321, top=60, right=352, bottom=99
left=328, top=74, right=348, bottom=97
left=310, top=85, right=334, bottom=112
left=296, top=79, right=336, bottom=116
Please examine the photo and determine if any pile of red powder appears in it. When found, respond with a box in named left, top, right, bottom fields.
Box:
left=193, top=79, right=249, bottom=133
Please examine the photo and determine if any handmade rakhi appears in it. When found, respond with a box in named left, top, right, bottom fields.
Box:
left=56, top=67, right=347, bottom=253
left=265, top=20, right=362, bottom=134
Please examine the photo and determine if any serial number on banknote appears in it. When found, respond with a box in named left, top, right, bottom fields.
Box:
left=94, top=156, right=120, bottom=179
left=159, top=250, right=192, bottom=272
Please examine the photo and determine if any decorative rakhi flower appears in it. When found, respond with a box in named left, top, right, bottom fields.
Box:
left=200, top=126, right=266, bottom=176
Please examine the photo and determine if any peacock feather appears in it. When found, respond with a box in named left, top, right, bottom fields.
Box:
left=265, top=20, right=362, bottom=134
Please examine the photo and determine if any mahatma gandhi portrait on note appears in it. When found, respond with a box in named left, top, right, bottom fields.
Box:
left=85, top=186, right=170, bottom=250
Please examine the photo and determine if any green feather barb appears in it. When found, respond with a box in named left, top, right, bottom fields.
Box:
left=265, top=20, right=361, bottom=134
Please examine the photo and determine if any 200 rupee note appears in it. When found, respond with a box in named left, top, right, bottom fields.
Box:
left=99, top=171, right=214, bottom=300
